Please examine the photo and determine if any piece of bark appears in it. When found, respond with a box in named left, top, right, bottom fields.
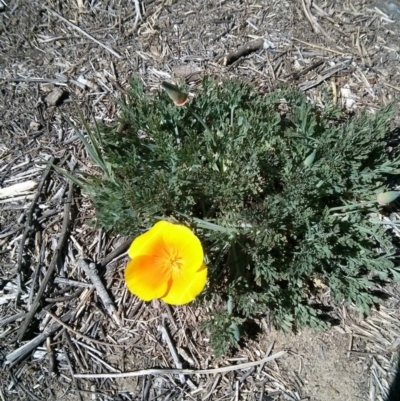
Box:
left=221, top=38, right=266, bottom=66
left=0, top=181, right=37, bottom=199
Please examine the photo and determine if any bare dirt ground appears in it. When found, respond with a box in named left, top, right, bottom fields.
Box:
left=2, top=0, right=400, bottom=400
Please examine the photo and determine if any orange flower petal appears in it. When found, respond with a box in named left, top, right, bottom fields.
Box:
left=125, top=255, right=170, bottom=301
left=125, top=220, right=207, bottom=304
left=161, top=263, right=208, bottom=305
left=128, top=221, right=170, bottom=259
left=162, top=224, right=204, bottom=272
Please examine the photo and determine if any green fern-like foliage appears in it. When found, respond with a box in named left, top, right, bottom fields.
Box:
left=83, top=77, right=400, bottom=355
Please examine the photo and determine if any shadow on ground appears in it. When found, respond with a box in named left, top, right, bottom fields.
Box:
left=387, top=354, right=400, bottom=401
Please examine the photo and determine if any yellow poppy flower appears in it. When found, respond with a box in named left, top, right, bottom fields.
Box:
left=124, top=221, right=207, bottom=305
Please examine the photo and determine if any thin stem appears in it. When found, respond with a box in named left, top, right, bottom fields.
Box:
left=329, top=200, right=376, bottom=212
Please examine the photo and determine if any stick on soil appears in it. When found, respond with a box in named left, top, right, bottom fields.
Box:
left=98, top=237, right=132, bottom=269
left=78, top=259, right=121, bottom=326
left=45, top=7, right=123, bottom=59
left=222, top=38, right=266, bottom=66
left=74, top=351, right=287, bottom=379
left=16, top=157, right=54, bottom=276
left=16, top=181, right=74, bottom=343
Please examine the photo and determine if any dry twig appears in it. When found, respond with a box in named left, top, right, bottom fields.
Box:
left=16, top=181, right=74, bottom=342
left=45, top=310, right=127, bottom=348
left=98, top=237, right=132, bottom=269
left=221, top=38, right=266, bottom=66
left=159, top=325, right=185, bottom=385
left=292, top=37, right=348, bottom=56
left=299, top=62, right=350, bottom=91
left=16, top=158, right=54, bottom=276
left=132, top=0, right=142, bottom=29
left=45, top=7, right=123, bottom=59
left=74, top=351, right=287, bottom=379
left=300, top=0, right=331, bottom=39
left=78, top=259, right=121, bottom=326
left=6, top=322, right=63, bottom=366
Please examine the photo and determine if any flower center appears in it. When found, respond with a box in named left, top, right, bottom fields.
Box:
left=167, top=247, right=183, bottom=273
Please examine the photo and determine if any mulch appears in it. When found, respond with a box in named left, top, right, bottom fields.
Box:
left=1, top=0, right=400, bottom=400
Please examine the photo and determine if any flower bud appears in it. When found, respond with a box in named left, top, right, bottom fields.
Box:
left=161, top=81, right=188, bottom=106
left=377, top=191, right=400, bottom=205
left=304, top=150, right=316, bottom=167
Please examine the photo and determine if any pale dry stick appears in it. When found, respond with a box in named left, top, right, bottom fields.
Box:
left=265, top=53, right=276, bottom=81
left=64, top=331, right=85, bottom=371
left=159, top=325, right=185, bottom=385
left=371, top=367, right=387, bottom=396
left=257, top=341, right=275, bottom=373
left=0, top=312, right=26, bottom=327
left=74, top=350, right=287, bottom=379
left=63, top=348, right=83, bottom=401
left=0, top=180, right=37, bottom=199
left=132, top=0, right=142, bottom=29
left=142, top=379, right=151, bottom=400
left=78, top=259, right=121, bottom=326
left=45, top=7, right=123, bottom=59
left=354, top=28, right=366, bottom=64
left=8, top=371, right=42, bottom=401
left=258, top=383, right=265, bottom=401
left=16, top=181, right=74, bottom=343
left=203, top=376, right=221, bottom=401
left=2, top=77, right=68, bottom=84
left=46, top=310, right=127, bottom=348
left=360, top=36, right=372, bottom=67
left=370, top=380, right=376, bottom=401
left=383, top=82, right=400, bottom=92
left=6, top=323, right=62, bottom=365
left=28, top=241, right=46, bottom=308
left=300, top=62, right=349, bottom=91
left=86, top=350, right=121, bottom=373
left=301, top=0, right=330, bottom=39
left=372, top=358, right=388, bottom=377
left=347, top=333, right=353, bottom=358
left=54, top=277, right=94, bottom=289
left=46, top=336, right=56, bottom=375
left=311, top=1, right=335, bottom=23
left=349, top=351, right=381, bottom=357
left=95, top=228, right=102, bottom=258
left=16, top=157, right=54, bottom=275
left=292, top=37, right=348, bottom=56
left=331, top=81, right=337, bottom=103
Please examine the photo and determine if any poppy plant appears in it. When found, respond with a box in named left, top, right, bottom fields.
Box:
left=124, top=221, right=207, bottom=305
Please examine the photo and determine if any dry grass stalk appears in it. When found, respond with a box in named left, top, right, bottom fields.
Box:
left=74, top=350, right=287, bottom=379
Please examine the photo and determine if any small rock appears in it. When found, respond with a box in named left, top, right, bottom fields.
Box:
left=340, top=84, right=357, bottom=110
left=77, top=75, right=99, bottom=91
left=45, top=87, right=65, bottom=106
left=29, top=121, right=42, bottom=132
